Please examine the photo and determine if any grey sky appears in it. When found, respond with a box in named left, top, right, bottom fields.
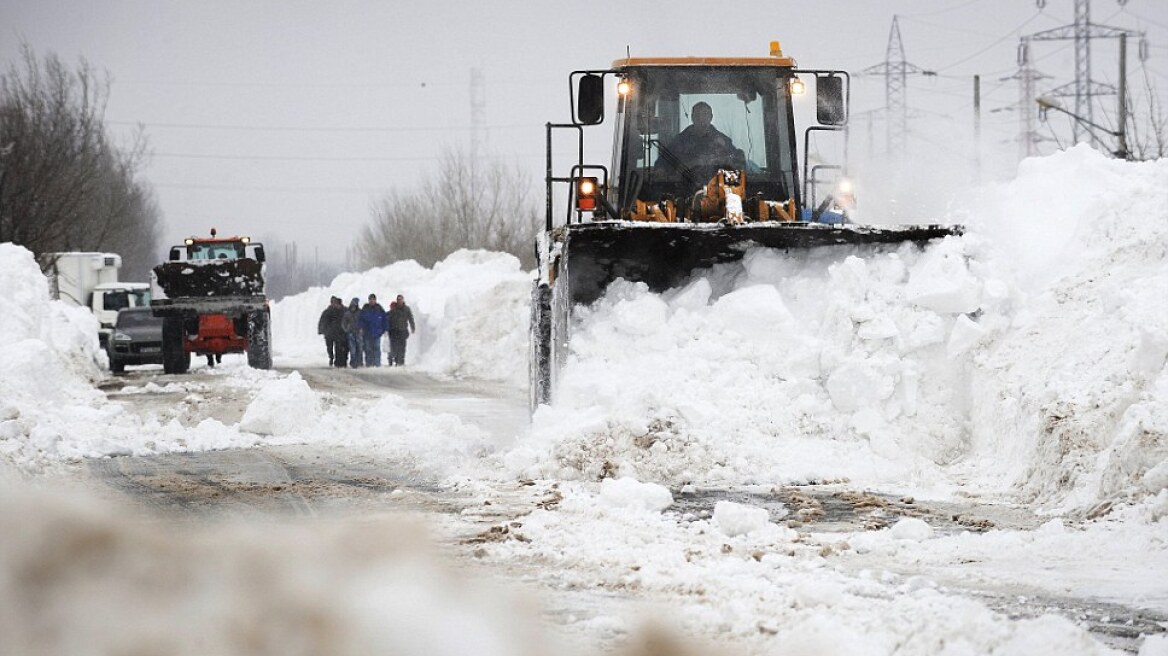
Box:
left=4, top=0, right=1166, bottom=264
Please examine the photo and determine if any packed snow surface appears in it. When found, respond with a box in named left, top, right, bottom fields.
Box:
left=1, top=145, right=1166, bottom=653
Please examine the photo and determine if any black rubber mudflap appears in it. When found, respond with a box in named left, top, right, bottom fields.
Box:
left=161, top=317, right=189, bottom=374
left=246, top=309, right=272, bottom=370
left=529, top=282, right=553, bottom=411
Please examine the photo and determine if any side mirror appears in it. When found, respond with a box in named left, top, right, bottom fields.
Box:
left=169, top=247, right=181, bottom=261
left=253, top=245, right=265, bottom=263
left=816, top=75, right=846, bottom=126
left=577, top=74, right=605, bottom=125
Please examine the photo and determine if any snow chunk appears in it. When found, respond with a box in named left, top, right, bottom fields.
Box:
left=713, top=500, right=770, bottom=537
left=239, top=372, right=321, bottom=436
left=888, top=517, right=934, bottom=541
left=597, top=477, right=673, bottom=513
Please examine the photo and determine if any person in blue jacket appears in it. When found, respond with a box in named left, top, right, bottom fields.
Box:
left=357, top=293, right=387, bottom=367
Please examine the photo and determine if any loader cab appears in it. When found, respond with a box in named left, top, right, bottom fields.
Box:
left=169, top=237, right=265, bottom=263
left=611, top=63, right=800, bottom=215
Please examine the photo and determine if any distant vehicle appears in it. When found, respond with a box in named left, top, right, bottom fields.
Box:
left=150, top=229, right=271, bottom=374
left=106, top=307, right=164, bottom=373
left=40, top=252, right=151, bottom=348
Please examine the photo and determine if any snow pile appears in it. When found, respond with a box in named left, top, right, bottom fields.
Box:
left=0, top=244, right=114, bottom=475
left=272, top=250, right=531, bottom=382
left=962, top=146, right=1168, bottom=511
left=507, top=146, right=1168, bottom=513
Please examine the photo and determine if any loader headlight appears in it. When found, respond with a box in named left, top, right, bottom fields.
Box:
left=576, top=177, right=599, bottom=212
left=789, top=78, right=806, bottom=96
left=836, top=178, right=854, bottom=194
left=617, top=79, right=632, bottom=96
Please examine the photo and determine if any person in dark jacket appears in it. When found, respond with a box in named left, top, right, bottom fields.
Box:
left=317, top=296, right=346, bottom=367
left=342, top=297, right=363, bottom=367
left=357, top=294, right=387, bottom=367
left=387, top=294, right=416, bottom=366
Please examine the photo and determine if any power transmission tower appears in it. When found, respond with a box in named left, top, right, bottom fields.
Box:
left=1004, top=39, right=1053, bottom=159
left=1026, top=0, right=1140, bottom=145
left=861, top=16, right=935, bottom=157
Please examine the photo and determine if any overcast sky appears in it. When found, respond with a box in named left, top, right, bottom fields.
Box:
left=4, top=0, right=1166, bottom=265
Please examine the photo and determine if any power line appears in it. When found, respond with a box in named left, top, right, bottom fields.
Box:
left=105, top=119, right=535, bottom=133
left=149, top=151, right=544, bottom=162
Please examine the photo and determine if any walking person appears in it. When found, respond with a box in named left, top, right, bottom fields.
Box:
left=387, top=294, right=416, bottom=366
left=317, top=296, right=345, bottom=367
left=343, top=297, right=363, bottom=367
left=358, top=294, right=387, bottom=367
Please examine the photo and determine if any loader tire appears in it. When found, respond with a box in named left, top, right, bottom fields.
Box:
left=529, top=281, right=553, bottom=411
left=247, top=309, right=272, bottom=370
left=162, top=317, right=190, bottom=375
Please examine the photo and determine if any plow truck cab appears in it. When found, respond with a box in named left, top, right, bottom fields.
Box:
left=150, top=229, right=272, bottom=374
left=531, top=42, right=963, bottom=408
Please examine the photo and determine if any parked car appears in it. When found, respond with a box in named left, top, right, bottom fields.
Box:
left=107, top=307, right=164, bottom=373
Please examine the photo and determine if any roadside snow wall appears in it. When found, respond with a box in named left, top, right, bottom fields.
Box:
left=505, top=146, right=1168, bottom=513
left=271, top=250, right=531, bottom=383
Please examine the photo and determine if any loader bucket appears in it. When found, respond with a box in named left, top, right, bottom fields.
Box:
left=153, top=258, right=265, bottom=299
left=556, top=221, right=963, bottom=306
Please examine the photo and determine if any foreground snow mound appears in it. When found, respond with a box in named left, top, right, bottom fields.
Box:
left=272, top=250, right=531, bottom=382
left=508, top=147, right=1167, bottom=512
left=0, top=489, right=563, bottom=656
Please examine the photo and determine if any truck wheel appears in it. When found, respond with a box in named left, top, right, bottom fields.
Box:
left=110, top=357, right=125, bottom=374
left=529, top=281, right=553, bottom=411
left=247, top=309, right=272, bottom=370
left=162, top=317, right=189, bottom=374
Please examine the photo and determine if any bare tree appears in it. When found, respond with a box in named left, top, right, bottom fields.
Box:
left=1127, top=69, right=1167, bottom=161
left=356, top=147, right=540, bottom=270
left=0, top=44, right=162, bottom=279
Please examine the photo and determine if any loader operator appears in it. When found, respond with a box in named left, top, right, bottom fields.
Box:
left=655, top=101, right=745, bottom=185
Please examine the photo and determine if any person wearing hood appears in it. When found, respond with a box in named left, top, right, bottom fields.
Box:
left=317, top=296, right=346, bottom=367
left=357, top=294, right=387, bottom=367
left=387, top=294, right=416, bottom=366
left=342, top=297, right=362, bottom=367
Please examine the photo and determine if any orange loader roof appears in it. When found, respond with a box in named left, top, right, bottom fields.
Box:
left=612, top=56, right=797, bottom=69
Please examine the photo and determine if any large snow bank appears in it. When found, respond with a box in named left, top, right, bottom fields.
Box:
left=271, top=250, right=531, bottom=383
left=505, top=146, right=1168, bottom=513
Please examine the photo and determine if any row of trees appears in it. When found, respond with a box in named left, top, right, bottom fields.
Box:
left=355, top=148, right=541, bottom=271
left=0, top=45, right=162, bottom=280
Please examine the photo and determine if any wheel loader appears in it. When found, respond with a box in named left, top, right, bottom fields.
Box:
left=150, top=229, right=272, bottom=374
left=530, top=42, right=963, bottom=408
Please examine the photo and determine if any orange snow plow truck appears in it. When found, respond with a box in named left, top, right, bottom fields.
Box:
left=530, top=42, right=963, bottom=408
left=150, top=229, right=272, bottom=374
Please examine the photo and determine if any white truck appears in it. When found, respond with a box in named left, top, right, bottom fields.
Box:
left=40, top=252, right=151, bottom=348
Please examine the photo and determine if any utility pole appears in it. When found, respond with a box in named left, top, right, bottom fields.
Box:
left=861, top=16, right=935, bottom=157
left=1117, top=32, right=1129, bottom=159
left=974, top=75, right=982, bottom=184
